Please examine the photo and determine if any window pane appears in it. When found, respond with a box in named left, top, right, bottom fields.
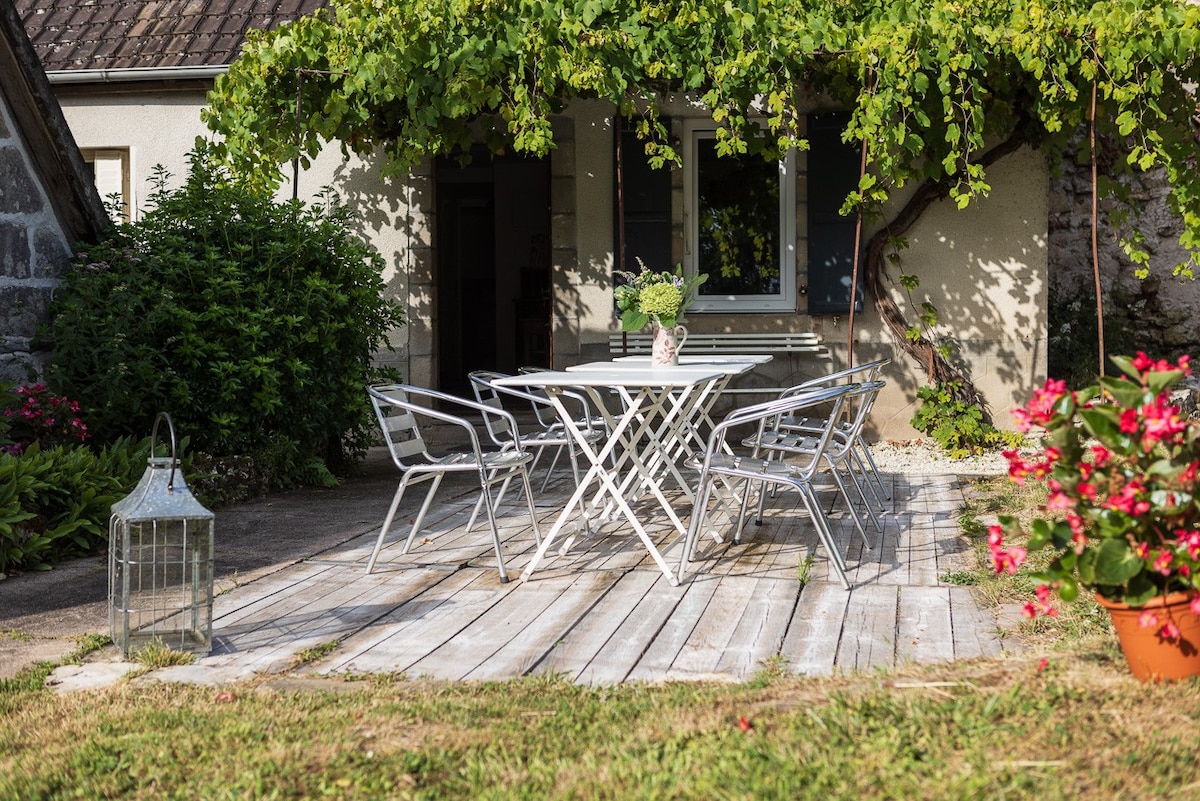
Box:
left=696, top=139, right=780, bottom=297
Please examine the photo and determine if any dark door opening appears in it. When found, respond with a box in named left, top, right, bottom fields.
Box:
left=436, top=150, right=551, bottom=396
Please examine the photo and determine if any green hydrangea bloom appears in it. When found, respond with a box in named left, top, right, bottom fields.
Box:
left=638, top=282, right=682, bottom=319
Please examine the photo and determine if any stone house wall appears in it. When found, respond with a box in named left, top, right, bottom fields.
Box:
left=0, top=99, right=75, bottom=382
left=1048, top=143, right=1200, bottom=378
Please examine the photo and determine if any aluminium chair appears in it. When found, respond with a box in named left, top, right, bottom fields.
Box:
left=769, top=358, right=892, bottom=506
left=679, top=384, right=857, bottom=586
left=366, top=384, right=542, bottom=583
left=468, top=369, right=604, bottom=496
left=744, top=380, right=887, bottom=551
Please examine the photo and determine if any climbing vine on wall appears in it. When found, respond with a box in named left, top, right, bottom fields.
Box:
left=203, top=0, right=1200, bottom=402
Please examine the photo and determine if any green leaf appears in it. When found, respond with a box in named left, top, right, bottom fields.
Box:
left=1092, top=538, right=1144, bottom=586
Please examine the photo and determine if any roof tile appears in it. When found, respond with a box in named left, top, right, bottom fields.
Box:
left=15, top=0, right=330, bottom=73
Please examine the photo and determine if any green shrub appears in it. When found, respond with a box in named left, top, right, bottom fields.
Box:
left=909, top=381, right=1025, bottom=458
left=0, top=438, right=150, bottom=573
left=46, top=150, right=404, bottom=483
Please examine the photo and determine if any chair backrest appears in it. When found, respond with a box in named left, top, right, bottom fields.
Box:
left=788, top=357, right=888, bottom=390
left=463, top=371, right=516, bottom=450
left=368, top=385, right=432, bottom=470
left=827, top=380, right=886, bottom=457
left=517, top=366, right=564, bottom=429
left=705, top=384, right=855, bottom=480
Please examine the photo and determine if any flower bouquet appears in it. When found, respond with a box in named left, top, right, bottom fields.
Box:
left=613, top=260, right=706, bottom=332
left=989, top=353, right=1200, bottom=679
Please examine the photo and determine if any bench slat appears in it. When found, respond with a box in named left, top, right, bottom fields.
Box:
left=608, top=332, right=824, bottom=355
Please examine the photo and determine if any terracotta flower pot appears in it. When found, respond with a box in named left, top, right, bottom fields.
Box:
left=1095, top=591, right=1200, bottom=682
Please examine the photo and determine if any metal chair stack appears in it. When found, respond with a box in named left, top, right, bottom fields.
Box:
left=679, top=384, right=858, bottom=586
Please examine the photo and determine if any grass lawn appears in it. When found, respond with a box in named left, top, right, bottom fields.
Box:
left=3, top=477, right=1199, bottom=799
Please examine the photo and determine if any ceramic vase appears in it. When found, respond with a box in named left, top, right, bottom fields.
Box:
left=651, top=324, right=687, bottom=366
left=1095, top=591, right=1200, bottom=682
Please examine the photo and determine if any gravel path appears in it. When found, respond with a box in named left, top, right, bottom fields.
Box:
left=867, top=438, right=1019, bottom=476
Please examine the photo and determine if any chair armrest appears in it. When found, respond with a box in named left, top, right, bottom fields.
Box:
left=369, top=384, right=525, bottom=456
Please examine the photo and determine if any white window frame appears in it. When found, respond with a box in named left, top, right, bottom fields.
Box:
left=682, top=119, right=796, bottom=313
left=80, top=148, right=134, bottom=222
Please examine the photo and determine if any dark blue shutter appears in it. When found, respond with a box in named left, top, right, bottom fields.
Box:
left=806, top=113, right=863, bottom=315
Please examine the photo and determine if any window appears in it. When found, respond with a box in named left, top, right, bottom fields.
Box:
left=80, top=148, right=132, bottom=222
left=683, top=119, right=796, bottom=312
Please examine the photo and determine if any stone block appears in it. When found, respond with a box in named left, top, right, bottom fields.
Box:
left=0, top=284, right=52, bottom=339
left=33, top=226, right=70, bottom=279
left=0, top=222, right=31, bottom=278
left=0, top=147, right=45, bottom=214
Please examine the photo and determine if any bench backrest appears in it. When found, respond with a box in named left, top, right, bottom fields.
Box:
left=608, top=331, right=824, bottom=355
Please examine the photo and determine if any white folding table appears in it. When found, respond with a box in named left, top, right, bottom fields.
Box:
left=567, top=357, right=763, bottom=476
left=493, top=366, right=726, bottom=586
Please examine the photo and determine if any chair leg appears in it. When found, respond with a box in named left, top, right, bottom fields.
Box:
left=466, top=469, right=501, bottom=532
left=850, top=447, right=887, bottom=514
left=678, top=474, right=716, bottom=583
left=565, top=441, right=593, bottom=535
left=842, top=458, right=883, bottom=535
left=366, top=479, right=410, bottom=573
left=858, top=441, right=891, bottom=501
left=824, top=462, right=874, bottom=551
left=402, top=474, right=445, bottom=553
left=518, top=468, right=542, bottom=548
left=796, top=483, right=851, bottom=589
left=540, top=445, right=565, bottom=492
left=476, top=478, right=510, bottom=583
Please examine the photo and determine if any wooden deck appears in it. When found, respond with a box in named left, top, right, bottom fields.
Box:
left=175, top=468, right=1005, bottom=685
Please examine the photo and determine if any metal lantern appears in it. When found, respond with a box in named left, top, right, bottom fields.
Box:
left=109, top=413, right=215, bottom=657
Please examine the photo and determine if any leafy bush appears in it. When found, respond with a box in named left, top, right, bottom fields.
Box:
left=46, top=151, right=404, bottom=483
left=909, top=381, right=1025, bottom=458
left=1, top=382, right=90, bottom=456
left=0, top=438, right=150, bottom=573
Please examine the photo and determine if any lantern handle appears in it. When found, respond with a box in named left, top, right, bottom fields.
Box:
left=150, top=412, right=179, bottom=492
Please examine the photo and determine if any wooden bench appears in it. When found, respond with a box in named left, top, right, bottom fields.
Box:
left=607, top=331, right=824, bottom=356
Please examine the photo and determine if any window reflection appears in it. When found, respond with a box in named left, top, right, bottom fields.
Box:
left=696, top=139, right=781, bottom=297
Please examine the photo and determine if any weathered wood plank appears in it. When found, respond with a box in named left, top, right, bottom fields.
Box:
left=532, top=568, right=662, bottom=680
left=626, top=579, right=722, bottom=681
left=319, top=568, right=492, bottom=676
left=572, top=574, right=690, bottom=685
left=835, top=583, right=899, bottom=672
left=405, top=573, right=584, bottom=680
left=896, top=585, right=956, bottom=666
left=949, top=586, right=1005, bottom=660
left=711, top=577, right=800, bottom=678
left=322, top=569, right=507, bottom=675
left=778, top=581, right=852, bottom=675
left=466, top=570, right=621, bottom=680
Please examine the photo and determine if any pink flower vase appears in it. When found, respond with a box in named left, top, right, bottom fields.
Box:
left=651, top=324, right=687, bottom=367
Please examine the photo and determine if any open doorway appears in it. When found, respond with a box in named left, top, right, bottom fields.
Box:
left=435, top=149, right=551, bottom=396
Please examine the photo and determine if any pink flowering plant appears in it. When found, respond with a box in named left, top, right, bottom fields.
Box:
left=989, top=353, right=1200, bottom=637
left=1, top=382, right=90, bottom=456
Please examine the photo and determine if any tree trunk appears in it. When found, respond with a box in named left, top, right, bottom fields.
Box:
left=862, top=135, right=1026, bottom=423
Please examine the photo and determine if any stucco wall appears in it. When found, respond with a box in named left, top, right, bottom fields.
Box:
left=55, top=89, right=419, bottom=378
